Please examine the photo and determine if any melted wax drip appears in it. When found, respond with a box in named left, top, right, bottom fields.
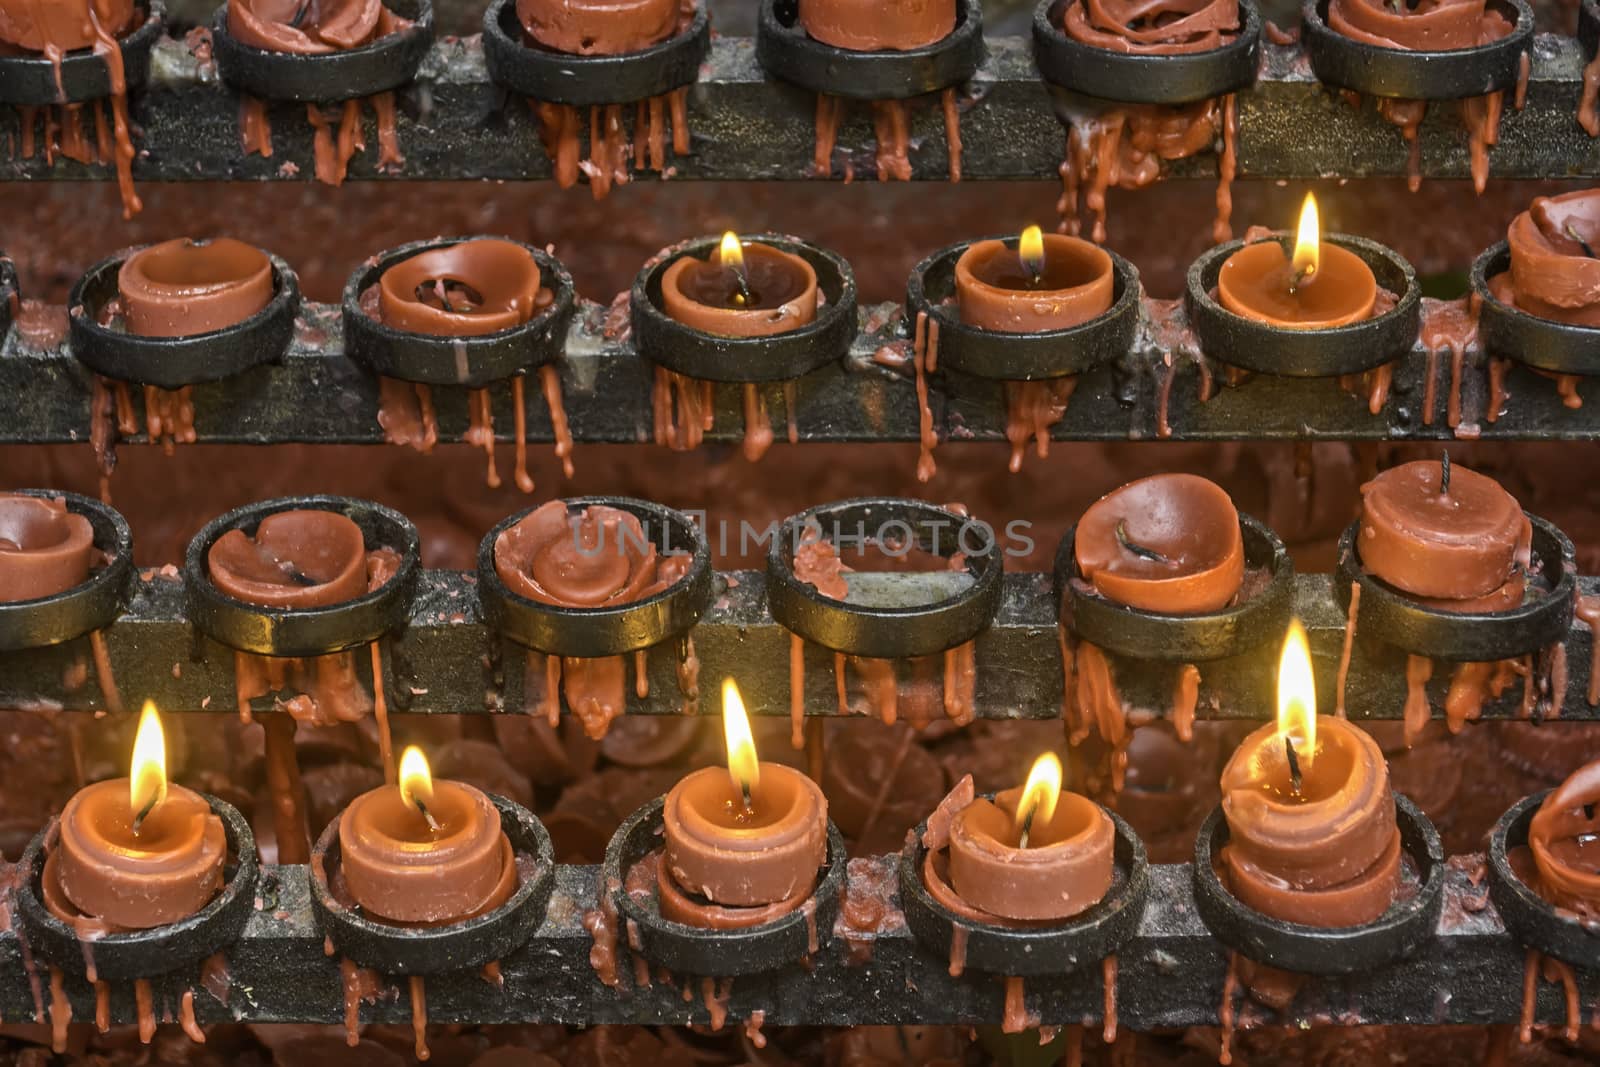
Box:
left=533, top=90, right=691, bottom=197
left=811, top=91, right=965, bottom=182
left=240, top=93, right=403, bottom=185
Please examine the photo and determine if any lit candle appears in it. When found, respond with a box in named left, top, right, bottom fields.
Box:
left=798, top=0, right=957, bottom=50
left=376, top=240, right=545, bottom=337
left=1218, top=195, right=1377, bottom=329
left=954, top=225, right=1115, bottom=332
left=1218, top=621, right=1401, bottom=926
left=660, top=232, right=819, bottom=338
left=0, top=494, right=96, bottom=603
left=117, top=238, right=274, bottom=338
left=43, top=703, right=226, bottom=930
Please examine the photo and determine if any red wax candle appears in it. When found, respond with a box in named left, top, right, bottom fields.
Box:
left=1527, top=759, right=1600, bottom=918
left=376, top=240, right=545, bottom=337
left=1218, top=195, right=1377, bottom=329
left=798, top=0, right=956, bottom=50
left=1074, top=474, right=1245, bottom=614
left=227, top=0, right=410, bottom=52
left=117, top=238, right=274, bottom=338
left=517, top=0, right=679, bottom=54
left=208, top=510, right=374, bottom=609
left=660, top=234, right=819, bottom=339
left=1488, top=191, right=1600, bottom=327
left=0, top=495, right=96, bottom=603
left=955, top=227, right=1115, bottom=333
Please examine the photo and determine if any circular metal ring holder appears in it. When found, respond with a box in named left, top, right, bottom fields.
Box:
left=898, top=803, right=1149, bottom=977
left=1185, top=233, right=1422, bottom=377
left=1583, top=0, right=1600, bottom=66
left=342, top=237, right=576, bottom=389
left=1301, top=0, right=1532, bottom=100
left=477, top=496, right=714, bottom=658
left=1471, top=242, right=1600, bottom=378
left=631, top=234, right=858, bottom=383
left=765, top=497, right=1004, bottom=661
left=1488, top=791, right=1600, bottom=971
left=756, top=0, right=985, bottom=101
left=606, top=796, right=848, bottom=977
left=1192, top=795, right=1445, bottom=975
left=310, top=793, right=555, bottom=974
left=0, top=490, right=134, bottom=653
left=1054, top=513, right=1295, bottom=662
left=0, top=1, right=164, bottom=104
left=1032, top=0, right=1261, bottom=105
left=212, top=0, right=434, bottom=102
left=482, top=0, right=711, bottom=106
left=1333, top=514, right=1575, bottom=661
left=0, top=254, right=17, bottom=338
left=16, top=794, right=260, bottom=982
left=183, top=495, right=421, bottom=658
left=69, top=248, right=301, bottom=390
left=905, top=236, right=1143, bottom=380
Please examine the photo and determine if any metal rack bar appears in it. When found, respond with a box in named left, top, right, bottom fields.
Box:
left=0, top=858, right=1587, bottom=1028
left=2, top=299, right=1592, bottom=445
left=0, top=34, right=1596, bottom=184
left=0, top=569, right=1593, bottom=721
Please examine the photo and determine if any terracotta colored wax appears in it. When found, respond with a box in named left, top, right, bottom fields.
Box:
left=1061, top=0, right=1240, bottom=53
left=660, top=237, right=819, bottom=339
left=0, top=495, right=96, bottom=603
left=517, top=0, right=679, bottom=54
left=377, top=240, right=545, bottom=337
left=798, top=0, right=956, bottom=51
left=1328, top=0, right=1510, bottom=51
left=117, top=238, right=274, bottom=338
left=1074, top=474, right=1245, bottom=614
left=208, top=509, right=374, bottom=609
left=1527, top=758, right=1600, bottom=918
left=1488, top=191, right=1600, bottom=327
left=954, top=229, right=1115, bottom=333
left=226, top=0, right=411, bottom=52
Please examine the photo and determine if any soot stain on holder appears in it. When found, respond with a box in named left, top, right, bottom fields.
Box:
left=1192, top=795, right=1445, bottom=976
left=1300, top=0, right=1532, bottom=101
left=1471, top=241, right=1600, bottom=379
left=1488, top=791, right=1600, bottom=971
left=0, top=490, right=134, bottom=653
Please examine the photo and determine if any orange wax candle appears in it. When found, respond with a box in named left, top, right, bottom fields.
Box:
left=955, top=226, right=1115, bottom=333
left=1218, top=194, right=1377, bottom=329
left=660, top=234, right=819, bottom=338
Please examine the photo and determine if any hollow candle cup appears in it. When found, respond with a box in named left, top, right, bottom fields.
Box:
left=0, top=495, right=96, bottom=603
left=207, top=510, right=371, bottom=609
left=377, top=240, right=543, bottom=337
left=946, top=785, right=1114, bottom=922
left=955, top=233, right=1114, bottom=333
left=118, top=238, right=274, bottom=339
left=660, top=240, right=819, bottom=339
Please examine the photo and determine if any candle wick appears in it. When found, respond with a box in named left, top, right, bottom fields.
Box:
left=739, top=779, right=754, bottom=814
left=130, top=795, right=158, bottom=835
left=731, top=270, right=754, bottom=309
left=1439, top=450, right=1451, bottom=495
left=412, top=797, right=441, bottom=833
left=1114, top=519, right=1172, bottom=565
left=289, top=0, right=314, bottom=27
left=1016, top=807, right=1036, bottom=851
left=1289, top=264, right=1314, bottom=296
left=1565, top=224, right=1597, bottom=259
left=1284, top=736, right=1303, bottom=798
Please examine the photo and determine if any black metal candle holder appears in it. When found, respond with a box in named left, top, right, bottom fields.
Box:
left=1185, top=233, right=1422, bottom=377
left=1333, top=514, right=1576, bottom=661
left=482, top=0, right=711, bottom=107
left=605, top=796, right=848, bottom=977
left=182, top=495, right=421, bottom=658
left=68, top=247, right=301, bottom=390
left=0, top=1, right=164, bottom=104
left=1054, top=514, right=1294, bottom=662
left=0, top=490, right=134, bottom=653
left=476, top=496, right=713, bottom=657
left=1032, top=0, right=1261, bottom=106
left=1300, top=0, right=1532, bottom=100
left=212, top=0, right=434, bottom=102
left=756, top=0, right=985, bottom=101
left=765, top=497, right=1003, bottom=660
left=1582, top=0, right=1600, bottom=67
left=1471, top=242, right=1600, bottom=378
left=310, top=793, right=555, bottom=974
left=15, top=794, right=259, bottom=982
left=905, top=236, right=1142, bottom=380
left=631, top=234, right=858, bottom=383
left=898, top=802, right=1149, bottom=977
left=1192, top=795, right=1445, bottom=975
left=0, top=253, right=16, bottom=339
left=1487, top=791, right=1600, bottom=971
left=342, top=237, right=576, bottom=389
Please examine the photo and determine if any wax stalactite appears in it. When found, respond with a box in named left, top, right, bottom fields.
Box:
left=1417, top=297, right=1480, bottom=430
left=1489, top=191, right=1600, bottom=335
left=494, top=501, right=694, bottom=738
left=226, top=0, right=413, bottom=184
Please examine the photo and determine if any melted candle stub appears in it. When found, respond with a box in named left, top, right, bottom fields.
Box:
left=516, top=0, right=680, bottom=55
left=226, top=0, right=413, bottom=53
left=954, top=233, right=1114, bottom=333
left=1326, top=0, right=1512, bottom=51
left=1526, top=759, right=1600, bottom=918
left=207, top=509, right=373, bottom=609
left=1061, top=0, right=1241, bottom=53
left=0, top=495, right=96, bottom=604
left=117, top=238, right=274, bottom=339
left=376, top=240, right=544, bottom=338
left=0, top=0, right=136, bottom=52
left=1489, top=191, right=1600, bottom=327
left=659, top=241, right=820, bottom=338
left=797, top=0, right=957, bottom=51
left=493, top=500, right=689, bottom=608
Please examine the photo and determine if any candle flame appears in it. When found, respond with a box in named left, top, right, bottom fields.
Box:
left=722, top=678, right=760, bottom=802
left=1014, top=752, right=1062, bottom=842
left=718, top=231, right=746, bottom=275
left=129, top=700, right=168, bottom=821
left=398, top=745, right=435, bottom=815
left=1276, top=619, right=1317, bottom=771
left=1019, top=225, right=1046, bottom=279
left=1291, top=193, right=1320, bottom=282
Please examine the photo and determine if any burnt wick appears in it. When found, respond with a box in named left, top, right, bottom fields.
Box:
left=130, top=794, right=159, bottom=835
left=739, top=780, right=754, bottom=814
left=1016, top=808, right=1036, bottom=851
left=1439, top=450, right=1451, bottom=495
left=1115, top=519, right=1172, bottom=564
left=289, top=0, right=314, bottom=27
left=412, top=796, right=442, bottom=833
left=1565, top=223, right=1597, bottom=260
left=1284, top=736, right=1303, bottom=798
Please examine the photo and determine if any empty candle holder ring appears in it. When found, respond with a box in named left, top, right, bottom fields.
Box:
left=68, top=248, right=301, bottom=390
left=477, top=496, right=714, bottom=657
left=0, top=490, right=134, bottom=653
left=1192, top=795, right=1445, bottom=975
left=1054, top=514, right=1294, bottom=662
left=1471, top=242, right=1600, bottom=378
left=898, top=803, right=1149, bottom=978
left=756, top=0, right=985, bottom=101
left=1301, top=0, right=1531, bottom=100
left=905, top=237, right=1142, bottom=380
left=183, top=495, right=421, bottom=658
left=766, top=497, right=1004, bottom=660
left=310, top=793, right=555, bottom=975
left=0, top=0, right=164, bottom=104
left=343, top=238, right=576, bottom=389
left=1333, top=514, right=1575, bottom=661
left=212, top=0, right=434, bottom=102
left=606, top=796, right=848, bottom=977
left=632, top=234, right=858, bottom=383
left=1032, top=0, right=1261, bottom=105
left=482, top=0, right=710, bottom=106
left=15, top=794, right=259, bottom=982
left=1186, top=233, right=1420, bottom=376
left=1488, top=791, right=1600, bottom=970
